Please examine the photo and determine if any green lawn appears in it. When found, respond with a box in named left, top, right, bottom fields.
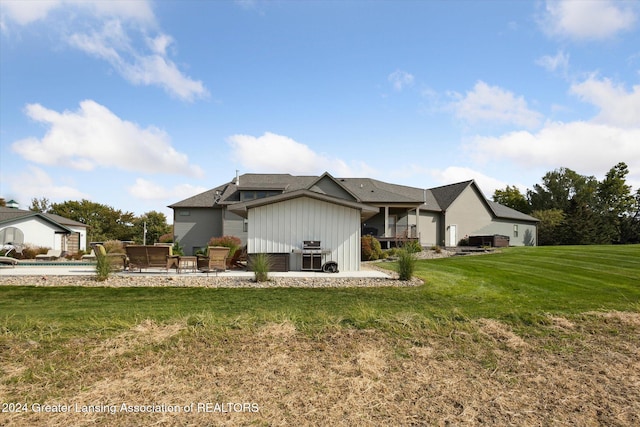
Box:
left=1, top=245, right=638, bottom=336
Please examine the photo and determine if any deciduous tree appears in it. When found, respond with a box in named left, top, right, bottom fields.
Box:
left=493, top=186, right=530, bottom=213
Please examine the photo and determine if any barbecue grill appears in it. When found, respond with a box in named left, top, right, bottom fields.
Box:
left=301, top=240, right=323, bottom=271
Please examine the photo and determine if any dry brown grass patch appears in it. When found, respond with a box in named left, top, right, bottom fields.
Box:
left=1, top=313, right=639, bottom=426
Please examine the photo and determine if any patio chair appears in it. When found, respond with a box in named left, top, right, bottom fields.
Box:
left=0, top=256, right=18, bottom=267
left=197, top=246, right=230, bottom=272
left=94, top=244, right=128, bottom=270
left=227, top=246, right=247, bottom=269
left=81, top=249, right=96, bottom=261
left=35, top=249, right=62, bottom=261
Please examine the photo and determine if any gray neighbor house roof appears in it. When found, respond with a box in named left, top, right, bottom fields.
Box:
left=169, top=173, right=539, bottom=223
left=0, top=206, right=88, bottom=231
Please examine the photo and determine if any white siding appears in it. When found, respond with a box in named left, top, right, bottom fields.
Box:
left=247, top=197, right=361, bottom=271
left=1, top=218, right=65, bottom=250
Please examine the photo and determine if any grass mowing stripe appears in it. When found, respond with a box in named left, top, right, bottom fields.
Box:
left=1, top=245, right=638, bottom=335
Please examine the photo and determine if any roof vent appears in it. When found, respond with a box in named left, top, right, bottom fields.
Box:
left=6, top=199, right=19, bottom=209
left=235, top=170, right=240, bottom=186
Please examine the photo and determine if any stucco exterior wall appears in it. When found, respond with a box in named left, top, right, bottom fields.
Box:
left=416, top=210, right=440, bottom=247
left=471, top=218, right=537, bottom=246
left=444, top=186, right=494, bottom=246
left=247, top=197, right=361, bottom=271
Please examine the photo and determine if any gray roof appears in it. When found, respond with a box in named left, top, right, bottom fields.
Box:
left=429, top=180, right=474, bottom=210
left=168, top=172, right=539, bottom=222
left=228, top=189, right=380, bottom=220
left=0, top=207, right=87, bottom=231
left=487, top=200, right=539, bottom=222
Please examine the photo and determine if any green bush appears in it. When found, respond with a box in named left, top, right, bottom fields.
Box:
left=396, top=249, right=416, bottom=281
left=361, top=235, right=383, bottom=261
left=172, top=241, right=184, bottom=256
left=402, top=240, right=423, bottom=254
left=249, top=253, right=272, bottom=282
left=209, top=235, right=242, bottom=257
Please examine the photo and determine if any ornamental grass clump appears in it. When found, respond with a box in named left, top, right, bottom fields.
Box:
left=396, top=248, right=416, bottom=281
left=95, top=248, right=111, bottom=282
left=249, top=253, right=272, bottom=283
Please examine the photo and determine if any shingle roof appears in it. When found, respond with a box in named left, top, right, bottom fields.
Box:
left=0, top=207, right=86, bottom=230
left=429, top=180, right=474, bottom=210
left=228, top=189, right=379, bottom=220
left=487, top=200, right=539, bottom=222
left=168, top=172, right=538, bottom=222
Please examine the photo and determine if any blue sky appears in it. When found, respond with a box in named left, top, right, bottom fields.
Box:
left=1, top=0, right=639, bottom=220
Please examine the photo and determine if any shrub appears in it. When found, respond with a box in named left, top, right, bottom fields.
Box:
left=402, top=240, right=423, bottom=254
left=209, top=235, right=242, bottom=257
left=361, top=235, right=383, bottom=261
left=396, top=249, right=416, bottom=281
left=102, top=240, right=125, bottom=254
left=249, top=253, right=272, bottom=282
left=158, top=233, right=173, bottom=243
left=172, top=241, right=184, bottom=256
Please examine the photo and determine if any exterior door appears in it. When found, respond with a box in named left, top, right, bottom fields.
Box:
left=449, top=224, right=457, bottom=246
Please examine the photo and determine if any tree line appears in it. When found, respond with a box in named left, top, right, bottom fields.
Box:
left=493, top=162, right=640, bottom=245
left=29, top=198, right=172, bottom=245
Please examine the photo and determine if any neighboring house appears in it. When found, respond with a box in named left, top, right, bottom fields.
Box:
left=0, top=206, right=88, bottom=255
left=169, top=172, right=539, bottom=271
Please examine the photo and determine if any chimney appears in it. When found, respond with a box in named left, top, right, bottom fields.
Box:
left=235, top=170, right=240, bottom=186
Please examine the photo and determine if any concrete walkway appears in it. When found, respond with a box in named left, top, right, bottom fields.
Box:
left=0, top=263, right=391, bottom=278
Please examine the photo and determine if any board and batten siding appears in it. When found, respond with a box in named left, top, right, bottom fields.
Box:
left=247, top=197, right=362, bottom=271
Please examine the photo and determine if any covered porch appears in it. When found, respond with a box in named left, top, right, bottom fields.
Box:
left=362, top=204, right=424, bottom=249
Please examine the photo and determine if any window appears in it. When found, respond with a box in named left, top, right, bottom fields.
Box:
left=513, top=224, right=519, bottom=237
left=179, top=210, right=190, bottom=216
left=240, top=190, right=281, bottom=201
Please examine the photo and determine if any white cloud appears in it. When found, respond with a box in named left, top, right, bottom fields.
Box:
left=570, top=76, right=640, bottom=128
left=0, top=0, right=154, bottom=26
left=468, top=121, right=640, bottom=181
left=1, top=0, right=207, bottom=101
left=1, top=0, right=61, bottom=26
left=540, top=0, right=637, bottom=40
left=7, top=165, right=89, bottom=206
left=68, top=21, right=208, bottom=102
left=450, top=81, right=543, bottom=129
left=128, top=178, right=208, bottom=201
left=430, top=166, right=513, bottom=197
left=536, top=50, right=570, bottom=75
left=388, top=70, right=415, bottom=91
left=227, top=132, right=375, bottom=177
left=12, top=100, right=204, bottom=177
